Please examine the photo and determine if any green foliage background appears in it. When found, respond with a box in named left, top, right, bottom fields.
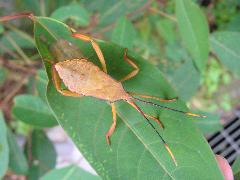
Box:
left=0, top=0, right=240, bottom=179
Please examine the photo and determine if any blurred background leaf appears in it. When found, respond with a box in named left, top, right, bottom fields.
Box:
left=50, top=3, right=90, bottom=27
left=83, top=0, right=148, bottom=28
left=210, top=31, right=240, bottom=77
left=35, top=69, right=48, bottom=101
left=0, top=24, right=3, bottom=34
left=111, top=16, right=137, bottom=49
left=0, top=30, right=35, bottom=53
left=0, top=0, right=240, bottom=179
left=26, top=130, right=56, bottom=180
left=12, top=95, right=57, bottom=128
left=7, top=128, right=29, bottom=175
left=0, top=111, right=9, bottom=179
left=41, top=165, right=101, bottom=180
left=0, top=67, right=7, bottom=86
left=176, top=0, right=209, bottom=73
left=232, top=157, right=240, bottom=179
left=226, top=13, right=240, bottom=31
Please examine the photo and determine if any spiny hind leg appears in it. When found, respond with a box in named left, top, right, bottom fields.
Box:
left=69, top=28, right=107, bottom=73
left=126, top=100, right=177, bottom=166
left=144, top=114, right=164, bottom=128
left=127, top=92, right=176, bottom=128
left=106, top=103, right=117, bottom=145
left=128, top=92, right=177, bottom=102
left=119, top=48, right=139, bottom=82
left=52, top=66, right=82, bottom=97
left=104, top=103, right=164, bottom=144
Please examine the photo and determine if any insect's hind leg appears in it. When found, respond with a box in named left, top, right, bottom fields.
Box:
left=119, top=48, right=139, bottom=82
left=145, top=114, right=164, bottom=128
left=126, top=100, right=177, bottom=166
left=106, top=103, right=117, bottom=145
left=69, top=28, right=107, bottom=73
left=52, top=66, right=82, bottom=97
left=128, top=92, right=177, bottom=102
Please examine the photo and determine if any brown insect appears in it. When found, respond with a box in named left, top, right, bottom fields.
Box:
left=0, top=12, right=206, bottom=166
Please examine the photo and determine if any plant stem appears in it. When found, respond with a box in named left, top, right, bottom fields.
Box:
left=149, top=7, right=177, bottom=22
left=5, top=33, right=32, bottom=64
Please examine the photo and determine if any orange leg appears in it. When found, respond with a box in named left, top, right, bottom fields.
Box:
left=69, top=28, right=107, bottom=73
left=52, top=66, right=82, bottom=97
left=119, top=48, right=139, bottom=82
left=144, top=113, right=164, bottom=128
left=126, top=100, right=177, bottom=166
left=128, top=92, right=177, bottom=102
left=106, top=103, right=117, bottom=145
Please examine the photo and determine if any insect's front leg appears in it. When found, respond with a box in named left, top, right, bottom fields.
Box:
left=52, top=65, right=82, bottom=97
left=68, top=28, right=107, bottom=73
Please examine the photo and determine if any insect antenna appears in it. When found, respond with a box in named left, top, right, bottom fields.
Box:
left=127, top=101, right=177, bottom=166
left=133, top=97, right=207, bottom=118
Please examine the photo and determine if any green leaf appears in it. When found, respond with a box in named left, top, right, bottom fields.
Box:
left=50, top=3, right=90, bottom=27
left=226, top=13, right=240, bottom=31
left=12, top=95, right=57, bottom=128
left=155, top=19, right=176, bottom=44
left=169, top=60, right=200, bottom=101
left=192, top=112, right=222, bottom=134
left=176, top=0, right=209, bottom=73
left=96, top=0, right=148, bottom=27
left=0, top=23, right=3, bottom=34
left=17, top=0, right=49, bottom=15
left=7, top=128, right=29, bottom=175
left=0, top=111, right=9, bottom=179
left=0, top=67, right=7, bottom=86
left=233, top=157, right=240, bottom=175
left=26, top=130, right=56, bottom=180
left=36, top=69, right=49, bottom=101
left=162, top=43, right=200, bottom=101
left=111, top=17, right=137, bottom=49
left=210, top=31, right=240, bottom=77
left=34, top=16, right=223, bottom=179
left=40, top=165, right=101, bottom=180
left=233, top=157, right=240, bottom=180
left=0, top=30, right=35, bottom=53
left=235, top=172, right=240, bottom=180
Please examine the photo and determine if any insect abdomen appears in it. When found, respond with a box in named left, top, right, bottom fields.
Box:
left=55, top=59, right=129, bottom=102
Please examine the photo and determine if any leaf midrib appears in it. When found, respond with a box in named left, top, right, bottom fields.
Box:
left=117, top=111, right=175, bottom=179
left=179, top=1, right=201, bottom=61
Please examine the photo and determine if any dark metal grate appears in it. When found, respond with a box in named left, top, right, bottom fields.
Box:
left=208, top=113, right=240, bottom=165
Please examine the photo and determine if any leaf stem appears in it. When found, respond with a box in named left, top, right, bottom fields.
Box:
left=0, top=42, right=19, bottom=59
left=149, top=8, right=177, bottom=22
left=4, top=33, right=32, bottom=64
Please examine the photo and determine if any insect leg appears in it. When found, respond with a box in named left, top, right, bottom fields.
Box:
left=69, top=30, right=107, bottom=73
left=52, top=65, right=82, bottom=97
left=119, top=48, right=139, bottom=82
left=128, top=92, right=177, bottom=102
left=144, top=113, right=164, bottom=128
left=126, top=100, right=177, bottom=166
left=106, top=103, right=117, bottom=145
